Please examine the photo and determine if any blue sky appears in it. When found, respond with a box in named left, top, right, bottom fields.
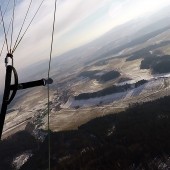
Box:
left=0, top=0, right=170, bottom=69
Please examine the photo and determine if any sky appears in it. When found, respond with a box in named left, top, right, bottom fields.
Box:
left=0, top=0, right=170, bottom=69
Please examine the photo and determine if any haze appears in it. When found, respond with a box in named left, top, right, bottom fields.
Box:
left=0, top=0, right=169, bottom=69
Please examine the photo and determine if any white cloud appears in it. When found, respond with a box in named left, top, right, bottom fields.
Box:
left=0, top=0, right=170, bottom=70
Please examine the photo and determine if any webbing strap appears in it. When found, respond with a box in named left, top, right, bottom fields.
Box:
left=0, top=65, right=18, bottom=139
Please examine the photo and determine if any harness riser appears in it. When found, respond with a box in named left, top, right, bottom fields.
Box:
left=0, top=66, right=13, bottom=139
left=0, top=61, right=53, bottom=140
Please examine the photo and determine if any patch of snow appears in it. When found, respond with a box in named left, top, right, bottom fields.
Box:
left=107, top=126, right=115, bottom=136
left=61, top=97, right=74, bottom=108
left=154, top=73, right=170, bottom=79
left=95, top=72, right=105, bottom=76
left=116, top=79, right=136, bottom=86
left=12, top=151, right=32, bottom=170
left=32, top=129, right=47, bottom=142
left=149, top=50, right=153, bottom=54
left=64, top=77, right=169, bottom=108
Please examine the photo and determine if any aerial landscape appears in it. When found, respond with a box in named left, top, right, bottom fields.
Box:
left=1, top=0, right=170, bottom=169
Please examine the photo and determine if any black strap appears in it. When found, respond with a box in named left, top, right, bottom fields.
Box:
left=7, top=66, right=18, bottom=104
left=0, top=65, right=53, bottom=139
left=0, top=65, right=18, bottom=139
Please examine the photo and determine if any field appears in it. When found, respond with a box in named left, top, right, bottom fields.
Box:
left=1, top=8, right=170, bottom=169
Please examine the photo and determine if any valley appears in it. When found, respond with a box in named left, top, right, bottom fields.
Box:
left=1, top=4, right=170, bottom=169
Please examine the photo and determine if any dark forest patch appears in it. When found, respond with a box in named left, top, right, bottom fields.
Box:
left=126, top=41, right=170, bottom=61
left=0, top=131, right=39, bottom=170
left=75, top=80, right=147, bottom=100
left=78, top=70, right=121, bottom=83
left=21, top=96, right=170, bottom=170
left=140, top=55, right=170, bottom=74
left=97, top=70, right=120, bottom=82
left=78, top=70, right=100, bottom=79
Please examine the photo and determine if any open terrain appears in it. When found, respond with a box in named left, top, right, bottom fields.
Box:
left=1, top=5, right=170, bottom=169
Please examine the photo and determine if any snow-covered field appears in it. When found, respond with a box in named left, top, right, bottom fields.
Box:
left=63, top=77, right=170, bottom=108
left=2, top=53, right=170, bottom=139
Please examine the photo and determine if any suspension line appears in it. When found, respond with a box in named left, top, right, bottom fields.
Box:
left=12, top=0, right=33, bottom=52
left=10, top=0, right=16, bottom=53
left=47, top=0, right=58, bottom=169
left=12, top=0, right=45, bottom=53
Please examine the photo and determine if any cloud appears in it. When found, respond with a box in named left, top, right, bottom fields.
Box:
left=0, top=1, right=111, bottom=66
left=0, top=0, right=170, bottom=71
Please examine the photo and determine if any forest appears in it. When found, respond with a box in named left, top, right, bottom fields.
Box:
left=140, top=55, right=170, bottom=74
left=78, top=70, right=121, bottom=82
left=18, top=95, right=170, bottom=170
left=1, top=95, right=170, bottom=169
left=75, top=80, right=147, bottom=100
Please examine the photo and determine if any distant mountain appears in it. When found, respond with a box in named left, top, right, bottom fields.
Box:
left=7, top=5, right=170, bottom=87
left=49, top=5, right=170, bottom=67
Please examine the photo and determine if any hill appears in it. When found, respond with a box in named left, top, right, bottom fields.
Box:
left=19, top=96, right=170, bottom=170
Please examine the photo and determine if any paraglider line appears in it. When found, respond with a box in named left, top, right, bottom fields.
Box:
left=12, top=0, right=33, bottom=52
left=10, top=0, right=16, bottom=53
left=47, top=0, right=58, bottom=169
left=0, top=6, right=9, bottom=53
left=12, top=0, right=45, bottom=53
left=0, top=18, right=13, bottom=58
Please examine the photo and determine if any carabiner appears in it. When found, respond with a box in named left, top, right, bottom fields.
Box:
left=5, top=53, right=13, bottom=67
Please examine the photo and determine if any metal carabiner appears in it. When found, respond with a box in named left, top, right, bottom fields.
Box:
left=5, top=53, right=13, bottom=67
